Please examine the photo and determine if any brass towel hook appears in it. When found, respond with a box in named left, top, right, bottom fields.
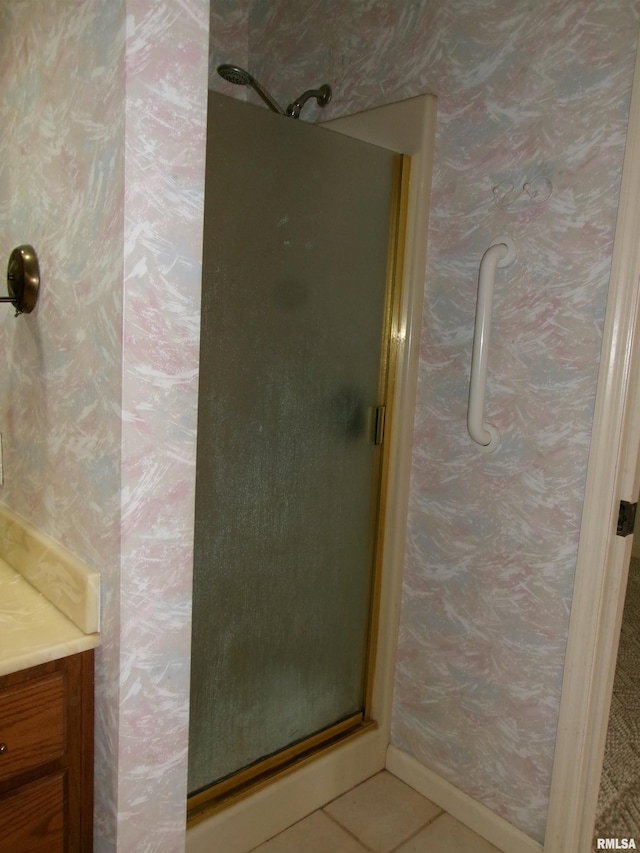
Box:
left=2, top=245, right=40, bottom=316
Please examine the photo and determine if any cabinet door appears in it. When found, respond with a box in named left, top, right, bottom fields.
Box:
left=0, top=673, right=65, bottom=781
left=0, top=774, right=64, bottom=852
left=0, top=651, right=94, bottom=852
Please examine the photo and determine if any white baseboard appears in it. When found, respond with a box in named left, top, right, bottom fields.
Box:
left=386, top=746, right=543, bottom=853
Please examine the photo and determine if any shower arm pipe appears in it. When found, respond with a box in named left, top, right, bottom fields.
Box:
left=286, top=84, right=332, bottom=118
left=467, top=238, right=516, bottom=453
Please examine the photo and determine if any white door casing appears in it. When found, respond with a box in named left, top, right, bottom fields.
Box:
left=544, top=45, right=640, bottom=853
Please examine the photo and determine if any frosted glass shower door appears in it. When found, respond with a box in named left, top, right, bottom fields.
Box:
left=188, top=91, right=402, bottom=798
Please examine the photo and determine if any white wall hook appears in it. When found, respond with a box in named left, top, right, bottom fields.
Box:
left=493, top=176, right=552, bottom=209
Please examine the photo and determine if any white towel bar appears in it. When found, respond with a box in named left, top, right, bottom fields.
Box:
left=468, top=238, right=515, bottom=453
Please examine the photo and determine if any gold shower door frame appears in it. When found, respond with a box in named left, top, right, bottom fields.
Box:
left=188, top=97, right=411, bottom=826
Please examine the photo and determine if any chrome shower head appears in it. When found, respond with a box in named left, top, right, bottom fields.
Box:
left=217, top=64, right=285, bottom=115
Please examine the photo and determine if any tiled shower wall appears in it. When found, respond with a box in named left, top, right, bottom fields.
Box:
left=207, top=0, right=640, bottom=842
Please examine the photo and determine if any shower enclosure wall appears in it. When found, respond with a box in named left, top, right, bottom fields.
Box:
left=188, top=90, right=404, bottom=805
left=187, top=91, right=437, bottom=852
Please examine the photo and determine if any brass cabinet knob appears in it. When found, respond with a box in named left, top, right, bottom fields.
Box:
left=0, top=743, right=6, bottom=754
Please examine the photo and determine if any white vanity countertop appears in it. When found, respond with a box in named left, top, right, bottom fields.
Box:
left=0, top=557, right=100, bottom=677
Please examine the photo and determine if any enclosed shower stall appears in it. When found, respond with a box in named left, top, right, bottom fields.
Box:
left=188, top=88, right=403, bottom=807
left=186, top=82, right=436, bottom=850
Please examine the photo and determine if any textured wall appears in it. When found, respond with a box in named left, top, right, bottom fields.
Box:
left=0, top=2, right=209, bottom=851
left=233, top=0, right=640, bottom=842
left=393, top=3, right=638, bottom=841
left=117, top=1, right=208, bottom=850
left=3, top=0, right=638, bottom=847
left=0, top=1, right=124, bottom=590
left=0, top=1, right=125, bottom=845
left=209, top=0, right=249, bottom=94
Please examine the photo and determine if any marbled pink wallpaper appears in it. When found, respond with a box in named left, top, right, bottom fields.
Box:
left=395, top=5, right=638, bottom=841
left=210, top=0, right=639, bottom=843
left=0, top=2, right=126, bottom=847
left=0, top=1, right=208, bottom=851
left=2, top=0, right=639, bottom=849
left=118, top=1, right=208, bottom=849
left=0, top=2, right=124, bottom=587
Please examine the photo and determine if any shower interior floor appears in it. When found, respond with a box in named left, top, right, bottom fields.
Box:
left=248, top=770, right=502, bottom=853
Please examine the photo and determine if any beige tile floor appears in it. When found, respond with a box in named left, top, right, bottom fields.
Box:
left=249, top=771, right=502, bottom=853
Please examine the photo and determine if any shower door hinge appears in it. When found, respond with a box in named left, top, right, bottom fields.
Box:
left=373, top=406, right=386, bottom=446
left=617, top=500, right=637, bottom=537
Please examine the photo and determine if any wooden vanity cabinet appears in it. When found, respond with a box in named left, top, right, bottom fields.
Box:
left=0, top=650, right=94, bottom=852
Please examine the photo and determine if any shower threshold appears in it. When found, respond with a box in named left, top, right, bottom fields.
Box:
left=187, top=714, right=374, bottom=827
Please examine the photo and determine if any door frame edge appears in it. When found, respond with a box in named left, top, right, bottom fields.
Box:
left=544, top=38, right=640, bottom=853
left=322, top=93, right=438, bottom=742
